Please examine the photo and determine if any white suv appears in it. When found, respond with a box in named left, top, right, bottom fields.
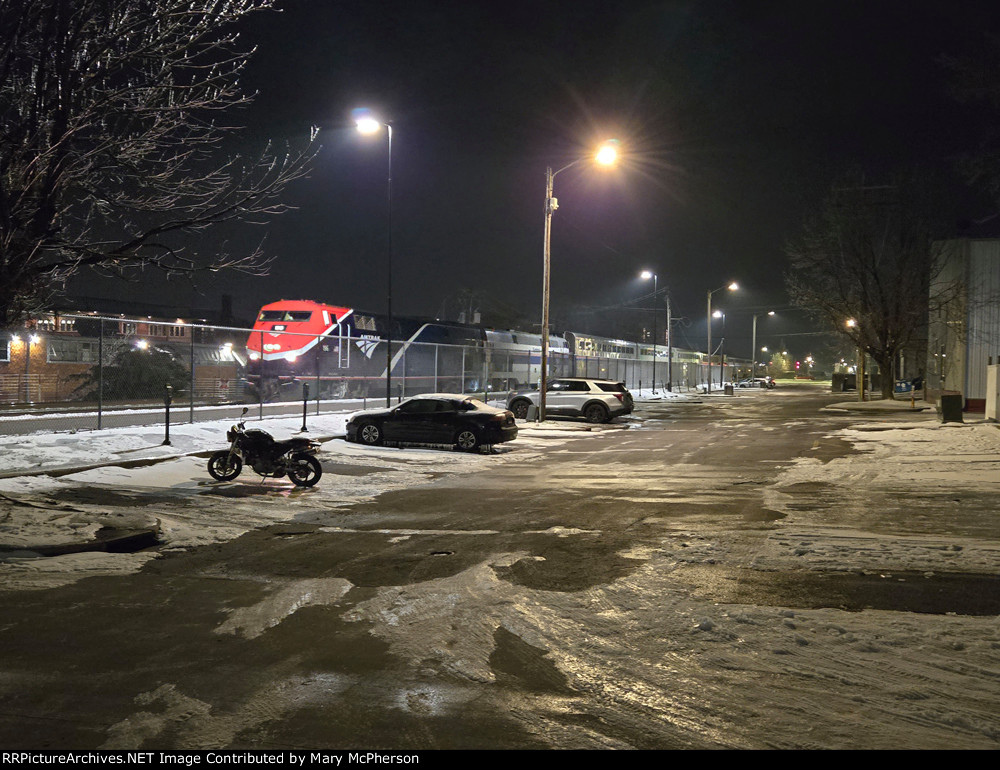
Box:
left=506, top=378, right=634, bottom=423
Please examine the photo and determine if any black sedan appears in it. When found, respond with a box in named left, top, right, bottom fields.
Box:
left=345, top=394, right=518, bottom=451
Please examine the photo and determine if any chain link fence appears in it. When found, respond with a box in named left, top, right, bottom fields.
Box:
left=1, top=315, right=720, bottom=435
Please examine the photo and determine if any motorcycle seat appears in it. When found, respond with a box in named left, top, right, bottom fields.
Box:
left=274, top=437, right=314, bottom=449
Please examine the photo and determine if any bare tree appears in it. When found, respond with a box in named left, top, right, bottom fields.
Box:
left=0, top=0, right=317, bottom=326
left=785, top=174, right=957, bottom=400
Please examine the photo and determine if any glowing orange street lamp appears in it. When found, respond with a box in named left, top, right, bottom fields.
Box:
left=538, top=140, right=619, bottom=421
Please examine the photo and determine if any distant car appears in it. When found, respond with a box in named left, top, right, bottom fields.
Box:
left=345, top=394, right=518, bottom=451
left=506, top=378, right=633, bottom=423
left=737, top=377, right=776, bottom=389
left=700, top=381, right=736, bottom=393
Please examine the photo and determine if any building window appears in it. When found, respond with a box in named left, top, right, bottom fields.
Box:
left=1, top=340, right=9, bottom=362
left=47, top=339, right=98, bottom=363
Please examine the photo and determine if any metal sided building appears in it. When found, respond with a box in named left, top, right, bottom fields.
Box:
left=926, top=234, right=1000, bottom=412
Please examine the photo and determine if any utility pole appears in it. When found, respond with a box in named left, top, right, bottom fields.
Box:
left=666, top=294, right=673, bottom=391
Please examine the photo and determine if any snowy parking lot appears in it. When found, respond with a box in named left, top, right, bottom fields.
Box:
left=1, top=390, right=999, bottom=749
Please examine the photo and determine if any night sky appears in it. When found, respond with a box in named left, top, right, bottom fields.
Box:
left=71, top=0, right=1000, bottom=359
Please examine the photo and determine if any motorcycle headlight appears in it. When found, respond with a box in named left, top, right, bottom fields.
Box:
left=226, top=428, right=236, bottom=441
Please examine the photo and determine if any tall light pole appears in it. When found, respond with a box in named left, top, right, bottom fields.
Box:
left=847, top=317, right=866, bottom=402
left=12, top=333, right=41, bottom=403
left=751, top=310, right=775, bottom=379
left=713, top=310, right=726, bottom=387
left=539, top=140, right=619, bottom=421
left=355, top=113, right=394, bottom=407
left=640, top=270, right=658, bottom=393
left=706, top=282, right=738, bottom=393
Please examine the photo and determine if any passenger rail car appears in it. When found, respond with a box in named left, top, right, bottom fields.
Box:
left=484, top=329, right=570, bottom=392
left=246, top=298, right=745, bottom=401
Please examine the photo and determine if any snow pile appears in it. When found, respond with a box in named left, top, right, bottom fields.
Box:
left=755, top=420, right=1000, bottom=574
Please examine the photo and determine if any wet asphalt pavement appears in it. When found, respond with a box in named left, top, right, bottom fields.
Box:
left=0, top=384, right=997, bottom=750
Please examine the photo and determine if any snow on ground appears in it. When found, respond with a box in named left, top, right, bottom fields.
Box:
left=0, top=404, right=595, bottom=590
left=1, top=392, right=996, bottom=586
left=754, top=417, right=1000, bottom=575
left=2, top=394, right=999, bottom=747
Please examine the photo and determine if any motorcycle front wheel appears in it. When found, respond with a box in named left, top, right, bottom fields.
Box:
left=207, top=451, right=243, bottom=481
left=287, top=453, right=322, bottom=487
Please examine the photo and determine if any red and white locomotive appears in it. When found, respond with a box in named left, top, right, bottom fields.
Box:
left=247, top=300, right=355, bottom=364
left=245, top=299, right=491, bottom=399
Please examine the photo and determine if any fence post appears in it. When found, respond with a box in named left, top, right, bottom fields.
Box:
left=300, top=383, right=309, bottom=432
left=259, top=330, right=264, bottom=421
left=189, top=329, right=195, bottom=423
left=163, top=384, right=173, bottom=446
left=399, top=347, right=405, bottom=402
left=98, top=319, right=104, bottom=431
left=363, top=335, right=369, bottom=409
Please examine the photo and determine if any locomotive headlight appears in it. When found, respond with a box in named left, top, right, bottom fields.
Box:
left=287, top=353, right=298, bottom=362
left=249, top=352, right=260, bottom=360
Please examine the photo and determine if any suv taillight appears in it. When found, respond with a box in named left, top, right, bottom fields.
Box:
left=613, top=393, right=623, bottom=403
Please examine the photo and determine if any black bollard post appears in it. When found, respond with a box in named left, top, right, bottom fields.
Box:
left=300, top=383, right=309, bottom=432
left=163, top=384, right=173, bottom=446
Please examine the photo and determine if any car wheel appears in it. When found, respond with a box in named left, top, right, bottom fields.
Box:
left=583, top=403, right=610, bottom=424
left=509, top=399, right=531, bottom=419
left=455, top=428, right=481, bottom=452
left=358, top=421, right=382, bottom=446
left=287, top=454, right=322, bottom=487
left=207, top=451, right=242, bottom=481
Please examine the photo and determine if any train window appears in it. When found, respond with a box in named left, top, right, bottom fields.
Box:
left=259, top=310, right=312, bottom=322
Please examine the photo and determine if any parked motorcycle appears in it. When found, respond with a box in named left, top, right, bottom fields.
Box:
left=207, top=408, right=323, bottom=487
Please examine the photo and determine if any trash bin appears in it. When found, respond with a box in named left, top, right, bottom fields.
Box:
left=939, top=393, right=963, bottom=423
left=724, top=384, right=734, bottom=396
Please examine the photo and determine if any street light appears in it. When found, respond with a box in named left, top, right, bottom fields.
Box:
left=846, top=318, right=866, bottom=401
left=539, top=140, right=619, bottom=421
left=751, top=310, right=775, bottom=379
left=355, top=111, right=394, bottom=407
left=12, top=333, right=41, bottom=403
left=706, top=282, right=738, bottom=393
left=640, top=270, right=658, bottom=393
left=713, top=310, right=727, bottom=387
